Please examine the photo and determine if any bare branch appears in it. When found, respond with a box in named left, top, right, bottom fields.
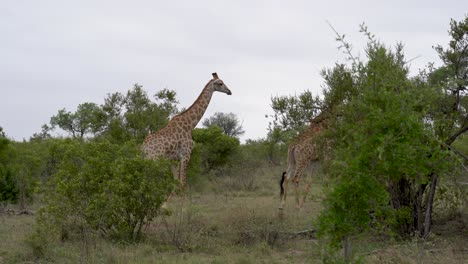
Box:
left=326, top=20, right=358, bottom=66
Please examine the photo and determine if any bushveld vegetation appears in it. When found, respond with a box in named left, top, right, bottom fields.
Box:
left=1, top=16, right=467, bottom=263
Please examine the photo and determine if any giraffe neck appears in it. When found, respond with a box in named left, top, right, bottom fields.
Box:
left=176, top=82, right=215, bottom=130
left=293, top=119, right=326, bottom=143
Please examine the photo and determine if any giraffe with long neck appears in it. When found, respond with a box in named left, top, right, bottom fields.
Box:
left=279, top=113, right=327, bottom=210
left=142, top=73, right=232, bottom=189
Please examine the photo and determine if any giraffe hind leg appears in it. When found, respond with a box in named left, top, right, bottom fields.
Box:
left=299, top=173, right=313, bottom=208
left=279, top=171, right=287, bottom=210
left=292, top=164, right=307, bottom=209
left=279, top=165, right=296, bottom=210
left=299, top=163, right=316, bottom=208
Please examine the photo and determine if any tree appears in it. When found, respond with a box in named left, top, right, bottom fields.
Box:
left=431, top=16, right=468, bottom=146
left=50, top=102, right=106, bottom=139
left=202, top=112, right=245, bottom=138
left=192, top=126, right=240, bottom=172
left=268, top=91, right=322, bottom=140
left=48, top=84, right=178, bottom=143
left=315, top=23, right=462, bottom=260
left=31, top=124, right=53, bottom=141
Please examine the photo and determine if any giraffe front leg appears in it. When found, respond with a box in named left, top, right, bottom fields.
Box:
left=178, top=140, right=193, bottom=190
left=179, top=158, right=190, bottom=190
left=174, top=140, right=193, bottom=191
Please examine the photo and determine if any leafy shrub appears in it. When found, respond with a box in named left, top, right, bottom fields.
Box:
left=0, top=133, right=17, bottom=204
left=32, top=139, right=174, bottom=246
left=8, top=141, right=47, bottom=208
left=192, top=126, right=239, bottom=172
left=1, top=134, right=56, bottom=207
left=0, top=170, right=17, bottom=204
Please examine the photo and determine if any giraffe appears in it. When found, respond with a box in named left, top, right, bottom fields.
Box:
left=142, top=72, right=232, bottom=191
left=278, top=113, right=328, bottom=210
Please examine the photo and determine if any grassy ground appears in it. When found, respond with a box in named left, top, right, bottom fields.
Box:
left=0, top=165, right=467, bottom=263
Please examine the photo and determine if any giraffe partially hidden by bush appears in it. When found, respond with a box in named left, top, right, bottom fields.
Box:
left=279, top=113, right=327, bottom=211
left=142, top=73, right=232, bottom=194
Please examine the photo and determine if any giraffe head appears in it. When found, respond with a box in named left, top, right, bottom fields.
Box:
left=211, top=72, right=232, bottom=95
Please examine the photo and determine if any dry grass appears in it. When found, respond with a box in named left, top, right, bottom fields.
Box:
left=0, top=213, right=36, bottom=263
left=0, top=165, right=467, bottom=263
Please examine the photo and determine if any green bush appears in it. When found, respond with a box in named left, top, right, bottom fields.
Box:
left=0, top=170, right=17, bottom=203
left=1, top=134, right=56, bottom=207
left=0, top=132, right=18, bottom=204
left=191, top=126, right=239, bottom=173
left=9, top=141, right=47, bottom=207
left=33, top=139, right=175, bottom=245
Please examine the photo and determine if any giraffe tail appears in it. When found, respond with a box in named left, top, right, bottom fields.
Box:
left=280, top=171, right=286, bottom=197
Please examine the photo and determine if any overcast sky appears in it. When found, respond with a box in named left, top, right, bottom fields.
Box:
left=1, top=1, right=466, bottom=142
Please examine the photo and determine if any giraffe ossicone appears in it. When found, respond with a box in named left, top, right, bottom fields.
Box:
left=142, top=72, right=232, bottom=193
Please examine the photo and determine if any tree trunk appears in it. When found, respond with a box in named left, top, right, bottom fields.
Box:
left=344, top=236, right=351, bottom=263
left=414, top=183, right=427, bottom=235
left=388, top=178, right=414, bottom=235
left=423, top=173, right=438, bottom=238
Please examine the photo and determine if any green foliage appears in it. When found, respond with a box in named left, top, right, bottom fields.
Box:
left=320, top=73, right=450, bottom=240
left=321, top=63, right=357, bottom=113
left=265, top=91, right=321, bottom=165
left=430, top=16, right=468, bottom=143
left=35, top=139, right=175, bottom=243
left=49, top=84, right=178, bottom=143
left=122, top=85, right=177, bottom=142
left=317, top=23, right=459, bottom=257
left=241, top=139, right=287, bottom=166
left=268, top=90, right=322, bottom=142
left=8, top=141, right=47, bottom=207
left=202, top=112, right=245, bottom=138
left=0, top=170, right=17, bottom=203
left=0, top=129, right=18, bottom=203
left=50, top=102, right=106, bottom=139
left=0, top=128, right=54, bottom=206
left=317, top=173, right=390, bottom=250
left=191, top=126, right=240, bottom=172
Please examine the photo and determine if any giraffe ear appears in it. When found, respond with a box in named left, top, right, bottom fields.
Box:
left=212, top=72, right=219, bottom=79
